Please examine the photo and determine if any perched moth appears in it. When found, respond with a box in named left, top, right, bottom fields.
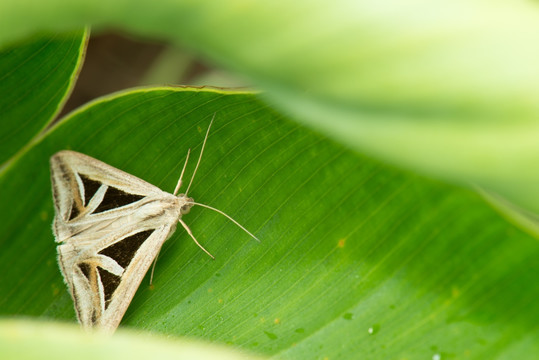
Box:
left=50, top=119, right=257, bottom=332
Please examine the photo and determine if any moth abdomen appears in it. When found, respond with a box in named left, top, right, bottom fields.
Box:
left=141, top=210, right=166, bottom=222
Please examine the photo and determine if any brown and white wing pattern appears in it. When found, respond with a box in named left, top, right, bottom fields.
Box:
left=50, top=151, right=182, bottom=332
left=56, top=225, right=175, bottom=331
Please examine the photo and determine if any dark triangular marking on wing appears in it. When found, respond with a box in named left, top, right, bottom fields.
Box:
left=80, top=174, right=101, bottom=207
left=97, top=267, right=121, bottom=309
left=98, top=229, right=154, bottom=269
left=78, top=262, right=91, bottom=280
left=69, top=204, right=81, bottom=220
left=92, top=186, right=145, bottom=214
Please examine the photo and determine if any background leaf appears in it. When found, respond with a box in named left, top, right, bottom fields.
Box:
left=0, top=320, right=259, bottom=360
left=1, top=1, right=539, bottom=213
left=0, top=29, right=86, bottom=165
left=0, top=88, right=537, bottom=359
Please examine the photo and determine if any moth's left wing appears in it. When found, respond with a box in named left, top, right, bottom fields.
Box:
left=57, top=223, right=176, bottom=331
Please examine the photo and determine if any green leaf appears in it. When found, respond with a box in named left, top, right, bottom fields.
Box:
left=0, top=320, right=260, bottom=360
left=0, top=29, right=86, bottom=166
left=1, top=2, right=539, bottom=214
left=0, top=88, right=537, bottom=358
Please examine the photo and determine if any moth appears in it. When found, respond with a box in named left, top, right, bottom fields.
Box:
left=50, top=119, right=257, bottom=332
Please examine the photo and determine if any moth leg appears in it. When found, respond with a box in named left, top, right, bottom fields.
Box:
left=149, top=246, right=161, bottom=285
left=178, top=219, right=215, bottom=259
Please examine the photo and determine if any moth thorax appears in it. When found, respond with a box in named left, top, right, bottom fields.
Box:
left=177, top=194, right=194, bottom=215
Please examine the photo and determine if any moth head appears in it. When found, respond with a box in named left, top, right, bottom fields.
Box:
left=177, top=194, right=194, bottom=215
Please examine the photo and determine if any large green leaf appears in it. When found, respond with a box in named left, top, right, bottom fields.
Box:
left=0, top=1, right=539, bottom=214
left=0, top=88, right=537, bottom=358
left=0, top=29, right=86, bottom=166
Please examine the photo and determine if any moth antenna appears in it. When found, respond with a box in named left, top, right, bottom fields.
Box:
left=174, top=148, right=191, bottom=196
left=188, top=201, right=260, bottom=242
left=185, top=113, right=215, bottom=197
left=179, top=218, right=215, bottom=259
left=149, top=247, right=162, bottom=285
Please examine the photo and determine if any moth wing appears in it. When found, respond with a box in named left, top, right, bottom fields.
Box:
left=58, top=223, right=177, bottom=331
left=51, top=150, right=182, bottom=332
left=50, top=150, right=166, bottom=227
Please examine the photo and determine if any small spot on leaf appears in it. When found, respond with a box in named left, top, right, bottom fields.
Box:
left=264, top=331, right=277, bottom=340
left=368, top=324, right=381, bottom=335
